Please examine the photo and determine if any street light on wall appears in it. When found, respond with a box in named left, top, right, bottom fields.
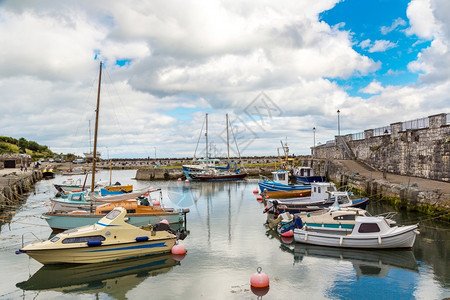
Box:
left=312, top=127, right=316, bottom=159
left=337, top=109, right=341, bottom=136
left=313, top=127, right=316, bottom=147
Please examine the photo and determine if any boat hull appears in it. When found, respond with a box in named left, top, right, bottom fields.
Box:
left=188, top=173, right=247, bottom=181
left=274, top=198, right=370, bottom=213
left=259, top=181, right=311, bottom=198
left=42, top=212, right=185, bottom=231
left=294, top=225, right=418, bottom=249
left=23, top=237, right=176, bottom=264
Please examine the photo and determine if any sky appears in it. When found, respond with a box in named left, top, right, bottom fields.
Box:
left=0, top=0, right=449, bottom=159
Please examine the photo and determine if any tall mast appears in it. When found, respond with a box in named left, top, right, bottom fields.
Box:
left=91, top=62, right=102, bottom=193
left=226, top=113, right=229, bottom=162
left=89, top=120, right=92, bottom=154
left=205, top=113, right=208, bottom=158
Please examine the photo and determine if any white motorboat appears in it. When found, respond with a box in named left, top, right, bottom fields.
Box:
left=293, top=215, right=419, bottom=249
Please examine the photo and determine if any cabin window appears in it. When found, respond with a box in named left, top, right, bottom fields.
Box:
left=337, top=195, right=349, bottom=204
left=313, top=187, right=317, bottom=193
left=72, top=195, right=82, bottom=201
left=105, top=209, right=121, bottom=220
left=333, top=215, right=355, bottom=221
left=62, top=235, right=105, bottom=244
left=50, top=236, right=60, bottom=242
left=318, top=187, right=321, bottom=193
left=278, top=173, right=285, bottom=181
left=358, top=223, right=380, bottom=233
left=127, top=209, right=136, bottom=213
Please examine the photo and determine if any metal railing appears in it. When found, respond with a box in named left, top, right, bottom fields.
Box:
left=373, top=126, right=391, bottom=137
left=351, top=132, right=364, bottom=140
left=402, top=117, right=429, bottom=131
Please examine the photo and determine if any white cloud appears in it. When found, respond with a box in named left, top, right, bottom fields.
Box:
left=358, top=39, right=397, bottom=53
left=359, top=80, right=384, bottom=94
left=0, top=0, right=448, bottom=158
left=381, top=17, right=407, bottom=35
left=406, top=0, right=440, bottom=39
left=368, top=40, right=397, bottom=52
left=359, top=39, right=372, bottom=49
left=406, top=0, right=450, bottom=84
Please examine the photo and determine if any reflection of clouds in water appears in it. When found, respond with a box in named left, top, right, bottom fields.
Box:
left=413, top=264, right=444, bottom=300
left=165, top=183, right=196, bottom=208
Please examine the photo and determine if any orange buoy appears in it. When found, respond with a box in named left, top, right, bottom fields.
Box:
left=280, top=236, right=294, bottom=244
left=256, top=195, right=263, bottom=201
left=159, top=219, right=169, bottom=225
left=185, top=179, right=189, bottom=183
left=153, top=200, right=160, bottom=206
left=250, top=267, right=269, bottom=288
left=253, top=189, right=259, bottom=194
left=171, top=243, right=186, bottom=255
left=177, top=178, right=182, bottom=181
left=281, top=229, right=294, bottom=237
left=299, top=193, right=303, bottom=197
left=251, top=286, right=270, bottom=297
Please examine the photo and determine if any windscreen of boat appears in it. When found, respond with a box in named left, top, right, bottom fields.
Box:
left=62, top=235, right=106, bottom=244
left=337, top=195, right=350, bottom=204
left=105, top=209, right=121, bottom=220
left=358, top=223, right=380, bottom=233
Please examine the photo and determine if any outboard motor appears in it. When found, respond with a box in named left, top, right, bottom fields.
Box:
left=293, top=215, right=303, bottom=229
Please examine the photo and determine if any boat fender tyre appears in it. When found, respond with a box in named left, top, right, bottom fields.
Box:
left=87, top=240, right=102, bottom=247
left=136, top=236, right=149, bottom=242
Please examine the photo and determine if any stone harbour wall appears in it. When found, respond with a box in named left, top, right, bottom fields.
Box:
left=313, top=113, right=450, bottom=182
left=299, top=158, right=449, bottom=216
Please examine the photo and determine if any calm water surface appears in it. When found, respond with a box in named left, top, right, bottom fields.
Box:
left=0, top=170, right=448, bottom=299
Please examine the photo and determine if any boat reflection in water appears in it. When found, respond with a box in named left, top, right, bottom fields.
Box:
left=16, top=253, right=180, bottom=298
left=282, top=243, right=419, bottom=279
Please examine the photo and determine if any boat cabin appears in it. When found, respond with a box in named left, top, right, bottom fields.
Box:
left=271, top=170, right=290, bottom=185
left=309, top=182, right=337, bottom=202
left=350, top=216, right=392, bottom=236
left=294, top=167, right=314, bottom=177
left=326, top=191, right=351, bottom=206
left=66, top=190, right=90, bottom=202
left=293, top=166, right=325, bottom=183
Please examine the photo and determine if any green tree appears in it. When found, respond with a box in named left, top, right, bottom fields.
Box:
left=28, top=141, right=40, bottom=152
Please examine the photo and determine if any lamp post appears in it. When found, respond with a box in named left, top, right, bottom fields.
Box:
left=337, top=109, right=341, bottom=136
left=312, top=127, right=316, bottom=159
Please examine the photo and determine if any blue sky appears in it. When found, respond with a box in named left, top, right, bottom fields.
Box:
left=0, top=0, right=448, bottom=158
left=322, top=0, right=430, bottom=97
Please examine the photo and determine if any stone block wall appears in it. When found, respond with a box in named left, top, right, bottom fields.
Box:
left=313, top=113, right=450, bottom=182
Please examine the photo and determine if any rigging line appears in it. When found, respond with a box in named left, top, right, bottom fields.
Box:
left=193, top=115, right=206, bottom=159
left=228, top=117, right=241, bottom=159
left=102, top=70, right=131, bottom=154
left=70, top=77, right=97, bottom=151
left=103, top=69, right=152, bottom=156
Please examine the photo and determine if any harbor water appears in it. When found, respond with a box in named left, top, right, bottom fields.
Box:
left=0, top=170, right=448, bottom=299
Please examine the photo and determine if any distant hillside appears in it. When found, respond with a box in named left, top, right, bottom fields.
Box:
left=0, top=136, right=54, bottom=159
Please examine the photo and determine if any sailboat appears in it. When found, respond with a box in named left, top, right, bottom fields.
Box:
left=44, top=62, right=189, bottom=227
left=182, top=113, right=222, bottom=177
left=185, top=114, right=247, bottom=181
